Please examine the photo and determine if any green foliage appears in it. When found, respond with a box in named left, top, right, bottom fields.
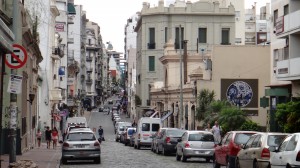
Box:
left=239, top=120, right=261, bottom=131
left=195, top=89, right=215, bottom=121
left=275, top=101, right=300, bottom=133
left=135, top=95, right=141, bottom=106
left=202, top=100, right=229, bottom=127
left=218, top=106, right=247, bottom=131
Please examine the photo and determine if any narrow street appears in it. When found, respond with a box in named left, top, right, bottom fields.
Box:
left=60, top=101, right=213, bottom=168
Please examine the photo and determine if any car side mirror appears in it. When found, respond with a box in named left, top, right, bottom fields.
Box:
left=177, top=138, right=182, bottom=142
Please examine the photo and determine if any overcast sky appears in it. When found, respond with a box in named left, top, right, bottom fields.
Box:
left=74, top=0, right=271, bottom=53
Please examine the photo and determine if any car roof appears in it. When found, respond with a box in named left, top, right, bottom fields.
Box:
left=227, top=131, right=259, bottom=134
left=253, top=132, right=290, bottom=136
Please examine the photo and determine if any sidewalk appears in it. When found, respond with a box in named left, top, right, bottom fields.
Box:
left=0, top=142, right=61, bottom=168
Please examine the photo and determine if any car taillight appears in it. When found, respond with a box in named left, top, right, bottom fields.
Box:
left=94, top=142, right=100, bottom=147
left=63, top=142, right=69, bottom=147
left=166, top=137, right=170, bottom=143
left=296, top=151, right=300, bottom=161
left=261, top=148, right=270, bottom=159
left=185, top=142, right=190, bottom=148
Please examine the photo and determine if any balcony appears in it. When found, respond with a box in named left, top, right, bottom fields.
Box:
left=86, top=67, right=93, bottom=72
left=86, top=56, right=92, bottom=62
left=86, top=78, right=93, bottom=84
left=49, top=89, right=62, bottom=103
left=276, top=47, right=300, bottom=80
left=67, top=38, right=74, bottom=44
left=276, top=10, right=300, bottom=37
left=67, top=16, right=74, bottom=24
left=51, top=47, right=62, bottom=60
left=147, top=43, right=156, bottom=49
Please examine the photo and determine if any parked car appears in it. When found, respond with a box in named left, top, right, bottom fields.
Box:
left=213, top=131, right=258, bottom=168
left=176, top=130, right=215, bottom=162
left=155, top=128, right=185, bottom=155
left=115, top=122, right=132, bottom=142
left=151, top=128, right=167, bottom=153
left=124, top=127, right=136, bottom=146
left=108, top=100, right=113, bottom=104
left=61, top=127, right=101, bottom=164
left=236, top=132, right=289, bottom=168
left=120, top=125, right=132, bottom=143
left=269, top=133, right=300, bottom=168
left=98, top=107, right=104, bottom=112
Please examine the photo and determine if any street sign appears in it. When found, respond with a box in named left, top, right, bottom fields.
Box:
left=7, top=74, right=23, bottom=94
left=5, top=44, right=28, bottom=69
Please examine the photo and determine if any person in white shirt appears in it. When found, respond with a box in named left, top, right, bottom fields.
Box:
left=212, top=121, right=222, bottom=143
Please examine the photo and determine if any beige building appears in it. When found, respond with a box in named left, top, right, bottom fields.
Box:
left=136, top=0, right=235, bottom=122
left=198, top=45, right=270, bottom=129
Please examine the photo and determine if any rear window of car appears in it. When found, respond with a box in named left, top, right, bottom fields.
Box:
left=188, top=133, right=214, bottom=142
left=152, top=124, right=160, bottom=131
left=68, top=132, right=96, bottom=141
left=167, top=130, right=185, bottom=137
left=142, top=123, right=150, bottom=131
left=234, top=133, right=255, bottom=145
left=268, top=135, right=287, bottom=147
left=119, top=126, right=125, bottom=131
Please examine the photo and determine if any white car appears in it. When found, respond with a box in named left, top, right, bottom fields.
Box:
left=270, top=133, right=300, bottom=168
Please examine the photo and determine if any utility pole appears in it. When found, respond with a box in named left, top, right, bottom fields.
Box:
left=10, top=0, right=20, bottom=164
left=179, top=25, right=184, bottom=129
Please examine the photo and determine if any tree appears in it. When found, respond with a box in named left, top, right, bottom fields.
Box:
left=275, top=101, right=300, bottom=133
left=202, top=100, right=229, bottom=127
left=240, top=120, right=261, bottom=131
left=218, top=106, right=247, bottom=132
left=195, top=89, right=215, bottom=121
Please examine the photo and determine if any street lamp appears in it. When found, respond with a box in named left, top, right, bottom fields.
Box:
left=27, top=93, right=35, bottom=148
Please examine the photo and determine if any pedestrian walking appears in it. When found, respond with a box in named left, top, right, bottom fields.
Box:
left=98, top=126, right=104, bottom=142
left=51, top=127, right=59, bottom=149
left=36, top=129, right=42, bottom=148
left=205, top=123, right=212, bottom=132
left=45, top=126, right=52, bottom=149
left=212, top=121, right=222, bottom=143
left=132, top=120, right=137, bottom=127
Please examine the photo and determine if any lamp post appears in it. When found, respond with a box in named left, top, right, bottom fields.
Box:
left=27, top=93, right=35, bottom=148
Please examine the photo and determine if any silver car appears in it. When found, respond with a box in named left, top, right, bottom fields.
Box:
left=176, top=130, right=215, bottom=162
left=236, top=132, right=289, bottom=168
left=61, top=128, right=101, bottom=164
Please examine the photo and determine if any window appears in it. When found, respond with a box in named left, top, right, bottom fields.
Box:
left=148, top=28, right=155, bottom=49
left=273, top=9, right=278, bottom=26
left=286, top=135, right=298, bottom=151
left=251, top=135, right=261, bottom=147
left=284, top=5, right=289, bottom=16
left=245, top=136, right=256, bottom=149
left=221, top=133, right=230, bottom=144
left=152, top=124, right=160, bottom=131
left=149, top=56, right=155, bottom=71
left=279, top=135, right=291, bottom=152
left=142, top=123, right=150, bottom=131
left=198, top=28, right=207, bottom=43
left=88, top=39, right=91, bottom=45
left=221, top=28, right=230, bottom=45
left=165, top=27, right=168, bottom=43
left=268, top=135, right=287, bottom=147
left=175, top=27, right=184, bottom=49
left=235, top=133, right=254, bottom=145
left=225, top=133, right=233, bottom=145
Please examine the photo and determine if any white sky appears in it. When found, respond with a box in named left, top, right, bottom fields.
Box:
left=74, top=0, right=270, bottom=53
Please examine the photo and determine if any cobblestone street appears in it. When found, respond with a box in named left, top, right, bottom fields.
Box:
left=60, top=109, right=214, bottom=168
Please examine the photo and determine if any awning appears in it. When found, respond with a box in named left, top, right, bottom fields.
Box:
left=67, top=3, right=76, bottom=15
left=265, top=88, right=289, bottom=97
left=265, top=83, right=291, bottom=87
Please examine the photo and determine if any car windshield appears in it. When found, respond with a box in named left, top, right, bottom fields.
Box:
left=142, top=123, right=150, bottom=131
left=188, top=133, right=214, bottom=142
left=167, top=130, right=185, bottom=137
left=67, top=132, right=96, bottom=141
left=268, top=135, right=287, bottom=147
left=234, top=133, right=255, bottom=145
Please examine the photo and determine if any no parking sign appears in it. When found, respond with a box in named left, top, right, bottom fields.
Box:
left=5, top=44, right=28, bottom=69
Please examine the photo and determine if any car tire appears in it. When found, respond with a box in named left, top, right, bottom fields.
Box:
left=162, top=147, right=168, bottom=156
left=253, top=160, right=259, bottom=168
left=124, top=142, right=127, bottom=146
left=206, top=158, right=210, bottom=163
left=176, top=152, right=181, bottom=161
left=134, top=144, right=137, bottom=149
left=61, top=158, right=67, bottom=165
left=94, top=157, right=101, bottom=164
left=181, top=153, right=187, bottom=162
left=236, top=158, right=241, bottom=168
left=156, top=145, right=160, bottom=154
left=212, top=156, right=221, bottom=168
left=137, top=144, right=140, bottom=149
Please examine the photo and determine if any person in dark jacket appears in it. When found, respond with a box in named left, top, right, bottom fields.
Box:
left=98, top=126, right=104, bottom=141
